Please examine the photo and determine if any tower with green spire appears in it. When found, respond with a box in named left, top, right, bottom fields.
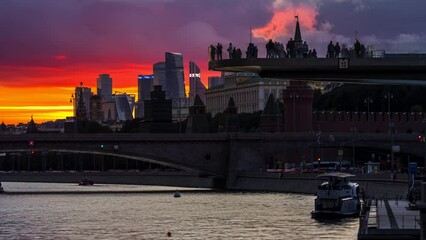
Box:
left=76, top=82, right=87, bottom=121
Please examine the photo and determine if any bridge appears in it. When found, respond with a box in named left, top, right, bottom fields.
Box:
left=0, top=133, right=424, bottom=187
left=208, top=58, right=426, bottom=84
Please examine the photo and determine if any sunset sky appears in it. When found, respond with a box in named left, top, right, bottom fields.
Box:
left=1, top=0, right=425, bottom=124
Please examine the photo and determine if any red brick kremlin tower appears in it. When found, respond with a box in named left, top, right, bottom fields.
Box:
left=283, top=18, right=313, bottom=132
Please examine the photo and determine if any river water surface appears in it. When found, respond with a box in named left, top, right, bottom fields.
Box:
left=0, top=182, right=358, bottom=239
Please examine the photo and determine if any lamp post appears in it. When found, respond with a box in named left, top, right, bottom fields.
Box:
left=423, top=117, right=426, bottom=171
left=364, top=97, right=373, bottom=133
left=350, top=124, right=357, bottom=168
left=290, top=94, right=299, bottom=132
left=70, top=93, right=75, bottom=117
left=385, top=92, right=394, bottom=170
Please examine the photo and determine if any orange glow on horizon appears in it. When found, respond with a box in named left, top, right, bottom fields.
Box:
left=0, top=64, right=217, bottom=125
left=252, top=6, right=318, bottom=40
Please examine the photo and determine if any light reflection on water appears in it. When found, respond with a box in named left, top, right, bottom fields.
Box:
left=0, top=183, right=358, bottom=240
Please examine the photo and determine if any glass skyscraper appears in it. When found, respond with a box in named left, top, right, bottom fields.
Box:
left=153, top=62, right=166, bottom=91
left=96, top=74, right=112, bottom=103
left=136, top=75, right=154, bottom=118
left=165, top=52, right=185, bottom=99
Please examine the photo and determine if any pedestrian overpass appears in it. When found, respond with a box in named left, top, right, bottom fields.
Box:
left=208, top=57, right=426, bottom=84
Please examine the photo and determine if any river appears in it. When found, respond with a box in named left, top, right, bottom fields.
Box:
left=0, top=182, right=358, bottom=239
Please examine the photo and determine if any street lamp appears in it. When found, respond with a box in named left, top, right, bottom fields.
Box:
left=70, top=93, right=75, bottom=117
left=350, top=124, right=357, bottom=168
left=423, top=117, right=426, bottom=171
left=364, top=97, right=373, bottom=133
left=289, top=94, right=299, bottom=132
left=385, top=91, right=394, bottom=170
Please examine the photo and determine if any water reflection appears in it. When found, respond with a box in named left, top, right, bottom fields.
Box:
left=0, top=183, right=358, bottom=240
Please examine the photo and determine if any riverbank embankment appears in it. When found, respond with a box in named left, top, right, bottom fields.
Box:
left=232, top=172, right=409, bottom=196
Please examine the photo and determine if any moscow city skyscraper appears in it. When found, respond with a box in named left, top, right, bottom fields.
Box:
left=153, top=62, right=166, bottom=91
left=189, top=61, right=206, bottom=104
left=165, top=52, right=185, bottom=99
left=96, top=74, right=113, bottom=103
left=153, top=53, right=185, bottom=100
left=136, top=74, right=154, bottom=118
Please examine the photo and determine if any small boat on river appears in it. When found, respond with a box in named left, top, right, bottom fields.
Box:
left=78, top=179, right=94, bottom=186
left=174, top=191, right=181, bottom=198
left=0, top=182, right=4, bottom=193
left=311, top=172, right=361, bottom=218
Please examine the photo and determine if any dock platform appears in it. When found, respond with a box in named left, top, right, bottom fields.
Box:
left=358, top=198, right=420, bottom=239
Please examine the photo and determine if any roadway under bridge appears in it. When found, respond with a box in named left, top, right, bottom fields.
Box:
left=0, top=133, right=424, bottom=188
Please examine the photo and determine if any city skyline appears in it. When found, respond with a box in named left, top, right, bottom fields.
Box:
left=1, top=0, right=426, bottom=124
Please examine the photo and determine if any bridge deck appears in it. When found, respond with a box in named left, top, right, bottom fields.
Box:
left=208, top=58, right=426, bottom=84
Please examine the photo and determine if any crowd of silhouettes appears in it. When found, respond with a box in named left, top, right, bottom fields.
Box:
left=209, top=43, right=224, bottom=61
left=210, top=38, right=319, bottom=60
left=210, top=42, right=244, bottom=60
left=354, top=39, right=366, bottom=58
left=266, top=39, right=317, bottom=58
left=246, top=43, right=258, bottom=58
left=327, top=39, right=366, bottom=58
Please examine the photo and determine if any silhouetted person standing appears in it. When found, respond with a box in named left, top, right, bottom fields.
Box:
left=341, top=44, right=349, bottom=58
left=227, top=43, right=233, bottom=59
left=354, top=39, right=361, bottom=58
left=266, top=39, right=274, bottom=58
left=360, top=44, right=366, bottom=58
left=334, top=42, right=341, bottom=58
left=216, top=43, right=223, bottom=60
left=312, top=49, right=317, bottom=58
left=210, top=45, right=216, bottom=61
left=232, top=47, right=237, bottom=59
left=301, top=41, right=309, bottom=58
left=236, top=48, right=242, bottom=59
left=286, top=38, right=295, bottom=58
left=327, top=41, right=334, bottom=58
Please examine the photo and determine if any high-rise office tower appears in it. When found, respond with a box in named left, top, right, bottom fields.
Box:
left=153, top=62, right=166, bottom=91
left=114, top=93, right=135, bottom=122
left=189, top=61, right=206, bottom=104
left=165, top=52, right=185, bottom=99
left=89, top=95, right=102, bottom=123
left=96, top=74, right=112, bottom=102
left=74, top=85, right=92, bottom=119
left=136, top=75, right=154, bottom=118
left=138, top=75, right=154, bottom=101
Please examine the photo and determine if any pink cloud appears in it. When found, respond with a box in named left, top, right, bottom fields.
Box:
left=252, top=6, right=318, bottom=41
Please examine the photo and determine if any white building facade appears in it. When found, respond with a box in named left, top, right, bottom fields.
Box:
left=205, top=73, right=288, bottom=116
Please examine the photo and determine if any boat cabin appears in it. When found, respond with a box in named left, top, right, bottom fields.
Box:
left=316, top=172, right=359, bottom=198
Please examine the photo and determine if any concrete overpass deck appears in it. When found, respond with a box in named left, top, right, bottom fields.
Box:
left=208, top=58, right=426, bottom=84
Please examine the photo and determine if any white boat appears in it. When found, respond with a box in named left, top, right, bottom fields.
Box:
left=311, top=172, right=361, bottom=218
